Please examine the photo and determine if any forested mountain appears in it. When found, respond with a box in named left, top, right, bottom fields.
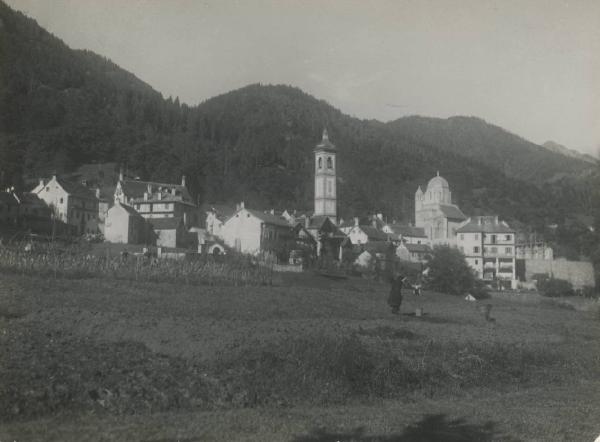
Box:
left=0, top=0, right=597, bottom=238
left=387, top=116, right=594, bottom=185
left=542, top=141, right=597, bottom=165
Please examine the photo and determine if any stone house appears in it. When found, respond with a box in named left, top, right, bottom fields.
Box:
left=31, top=175, right=99, bottom=235
left=383, top=223, right=429, bottom=246
left=201, top=204, right=236, bottom=238
left=346, top=219, right=389, bottom=245
left=104, top=201, right=147, bottom=244
left=221, top=203, right=294, bottom=257
left=395, top=242, right=432, bottom=263
left=149, top=217, right=192, bottom=249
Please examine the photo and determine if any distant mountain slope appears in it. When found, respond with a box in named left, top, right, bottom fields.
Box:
left=387, top=116, right=593, bottom=185
left=542, top=141, right=597, bottom=165
left=0, top=0, right=593, bottom=232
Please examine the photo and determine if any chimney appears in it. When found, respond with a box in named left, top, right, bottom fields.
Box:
left=304, top=216, right=309, bottom=229
left=147, top=184, right=152, bottom=194
left=183, top=211, right=188, bottom=226
left=377, top=213, right=383, bottom=220
left=39, top=178, right=44, bottom=187
left=354, top=217, right=359, bottom=227
left=171, top=188, right=176, bottom=196
left=478, top=217, right=482, bottom=225
left=240, top=201, right=245, bottom=209
left=157, top=192, right=162, bottom=201
left=144, top=192, right=148, bottom=201
left=95, top=188, right=100, bottom=199
left=270, top=209, right=275, bottom=215
left=494, top=215, right=499, bottom=224
left=119, top=167, right=124, bottom=182
left=181, top=175, right=186, bottom=187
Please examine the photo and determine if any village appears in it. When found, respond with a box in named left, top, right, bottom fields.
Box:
left=0, top=129, right=594, bottom=292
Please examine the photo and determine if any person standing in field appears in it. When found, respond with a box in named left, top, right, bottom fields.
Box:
left=388, top=273, right=405, bottom=315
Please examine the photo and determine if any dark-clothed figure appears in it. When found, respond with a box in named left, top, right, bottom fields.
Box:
left=388, top=274, right=404, bottom=314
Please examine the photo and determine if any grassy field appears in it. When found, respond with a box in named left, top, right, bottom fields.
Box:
left=0, top=270, right=599, bottom=441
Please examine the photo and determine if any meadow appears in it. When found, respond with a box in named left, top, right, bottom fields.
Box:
left=0, top=267, right=599, bottom=441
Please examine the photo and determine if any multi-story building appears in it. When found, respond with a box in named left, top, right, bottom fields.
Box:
left=456, top=216, right=517, bottom=288
left=32, top=175, right=99, bottom=235
left=115, top=174, right=198, bottom=228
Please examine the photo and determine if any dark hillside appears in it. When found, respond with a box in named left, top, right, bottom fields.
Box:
left=387, top=116, right=593, bottom=185
left=0, top=0, right=589, bottom=232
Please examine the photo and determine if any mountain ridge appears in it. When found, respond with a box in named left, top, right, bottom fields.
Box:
left=0, top=0, right=595, bottom=231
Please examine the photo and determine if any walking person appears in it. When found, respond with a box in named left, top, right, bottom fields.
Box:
left=387, top=272, right=405, bottom=315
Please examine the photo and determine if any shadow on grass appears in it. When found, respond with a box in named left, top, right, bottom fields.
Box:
left=293, top=413, right=518, bottom=442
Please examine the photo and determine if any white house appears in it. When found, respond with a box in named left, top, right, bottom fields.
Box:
left=221, top=203, right=293, bottom=256
left=383, top=223, right=429, bottom=246
left=456, top=216, right=517, bottom=289
left=32, top=175, right=99, bottom=235
left=201, top=204, right=236, bottom=238
left=346, top=219, right=389, bottom=245
left=104, top=201, right=146, bottom=244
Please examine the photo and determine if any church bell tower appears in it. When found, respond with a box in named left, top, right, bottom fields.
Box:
left=314, top=128, right=337, bottom=223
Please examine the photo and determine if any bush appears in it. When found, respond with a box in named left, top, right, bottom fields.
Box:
left=425, top=245, right=475, bottom=296
left=470, top=279, right=491, bottom=300
left=539, top=278, right=574, bottom=297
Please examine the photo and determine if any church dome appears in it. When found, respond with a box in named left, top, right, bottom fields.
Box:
left=427, top=171, right=449, bottom=190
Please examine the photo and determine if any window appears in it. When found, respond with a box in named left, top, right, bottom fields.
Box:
left=327, top=157, right=333, bottom=169
left=491, top=235, right=497, bottom=244
left=505, top=247, right=512, bottom=254
left=505, top=235, right=511, bottom=241
left=318, top=157, right=322, bottom=169
left=46, top=187, right=49, bottom=192
left=491, top=247, right=497, bottom=253
left=327, top=180, right=332, bottom=195
left=474, top=260, right=478, bottom=265
left=60, top=198, right=63, bottom=204
left=460, top=234, right=464, bottom=240
left=474, top=234, right=479, bottom=240
left=473, top=246, right=480, bottom=253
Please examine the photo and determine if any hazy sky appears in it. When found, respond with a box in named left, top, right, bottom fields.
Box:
left=6, top=0, right=600, bottom=156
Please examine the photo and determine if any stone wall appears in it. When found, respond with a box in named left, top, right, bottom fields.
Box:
left=525, top=258, right=595, bottom=289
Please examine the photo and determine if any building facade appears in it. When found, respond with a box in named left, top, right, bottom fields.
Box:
left=456, top=216, right=517, bottom=288
left=32, top=176, right=99, bottom=235
left=221, top=203, right=293, bottom=256
left=415, top=172, right=467, bottom=245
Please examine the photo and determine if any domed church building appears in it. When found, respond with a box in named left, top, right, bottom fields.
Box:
left=415, top=172, right=467, bottom=245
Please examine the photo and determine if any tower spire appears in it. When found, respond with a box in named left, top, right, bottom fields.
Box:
left=322, top=128, right=329, bottom=141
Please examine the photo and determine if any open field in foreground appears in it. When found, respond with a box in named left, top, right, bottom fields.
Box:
left=1, top=271, right=599, bottom=441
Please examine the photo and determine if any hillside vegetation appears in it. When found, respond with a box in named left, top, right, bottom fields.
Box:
left=0, top=1, right=598, bottom=236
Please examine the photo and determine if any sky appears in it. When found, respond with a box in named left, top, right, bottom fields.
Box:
left=6, top=0, right=600, bottom=156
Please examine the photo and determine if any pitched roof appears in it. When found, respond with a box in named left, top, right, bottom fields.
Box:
left=456, top=220, right=514, bottom=234
left=358, top=241, right=393, bottom=255
left=357, top=225, right=388, bottom=241
left=120, top=179, right=192, bottom=203
left=55, top=177, right=98, bottom=199
left=438, top=204, right=467, bottom=221
left=405, top=243, right=432, bottom=253
left=115, top=202, right=144, bottom=217
left=149, top=217, right=183, bottom=230
left=18, top=192, right=48, bottom=207
left=246, top=209, right=292, bottom=227
left=386, top=224, right=427, bottom=238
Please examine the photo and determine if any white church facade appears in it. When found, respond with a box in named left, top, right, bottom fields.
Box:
left=415, top=172, right=467, bottom=246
